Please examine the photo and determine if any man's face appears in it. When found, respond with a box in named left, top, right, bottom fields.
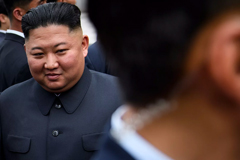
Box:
left=25, top=25, right=89, bottom=93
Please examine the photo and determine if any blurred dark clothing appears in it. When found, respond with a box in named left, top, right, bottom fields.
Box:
left=85, top=41, right=115, bottom=75
left=0, top=33, right=32, bottom=92
left=91, top=123, right=134, bottom=160
left=0, top=68, right=122, bottom=160
left=0, top=32, right=5, bottom=43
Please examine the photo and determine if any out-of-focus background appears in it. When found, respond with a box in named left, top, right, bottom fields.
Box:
left=76, top=0, right=96, bottom=45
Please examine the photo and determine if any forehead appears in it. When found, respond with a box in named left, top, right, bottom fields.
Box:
left=26, top=25, right=82, bottom=45
left=31, top=24, right=69, bottom=34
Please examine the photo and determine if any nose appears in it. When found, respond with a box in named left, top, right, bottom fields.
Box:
left=44, top=53, right=59, bottom=70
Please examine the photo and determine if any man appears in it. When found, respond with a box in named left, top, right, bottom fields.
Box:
left=0, top=0, right=9, bottom=43
left=0, top=0, right=46, bottom=92
left=88, top=0, right=240, bottom=160
left=0, top=3, right=122, bottom=160
left=47, top=0, right=76, bottom=4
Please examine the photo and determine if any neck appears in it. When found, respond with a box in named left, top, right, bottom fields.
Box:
left=131, top=69, right=240, bottom=160
left=10, top=20, right=23, bottom=33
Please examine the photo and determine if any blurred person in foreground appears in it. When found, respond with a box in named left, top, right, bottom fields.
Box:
left=0, top=0, right=46, bottom=92
left=88, top=0, right=240, bottom=159
left=0, top=0, right=10, bottom=43
left=0, top=3, right=122, bottom=160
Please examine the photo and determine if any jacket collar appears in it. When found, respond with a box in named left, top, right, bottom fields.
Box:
left=0, top=30, right=6, bottom=34
left=4, top=32, right=25, bottom=45
left=6, top=29, right=24, bottom=38
left=33, top=67, right=92, bottom=115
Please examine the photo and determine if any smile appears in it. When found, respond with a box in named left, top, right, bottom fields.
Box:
left=46, top=74, right=61, bottom=81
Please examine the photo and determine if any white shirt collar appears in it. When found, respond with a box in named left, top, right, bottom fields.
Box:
left=0, top=30, right=6, bottom=34
left=111, top=105, right=173, bottom=160
left=6, top=29, right=25, bottom=38
left=55, top=93, right=61, bottom=97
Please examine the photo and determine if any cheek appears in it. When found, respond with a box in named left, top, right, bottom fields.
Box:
left=62, top=52, right=84, bottom=71
left=28, top=58, right=43, bottom=74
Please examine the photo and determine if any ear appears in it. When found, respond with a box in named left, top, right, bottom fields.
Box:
left=208, top=15, right=240, bottom=104
left=12, top=7, right=26, bottom=21
left=82, top=35, right=89, bottom=58
left=0, top=14, right=7, bottom=23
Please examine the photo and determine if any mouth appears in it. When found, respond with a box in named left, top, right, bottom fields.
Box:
left=45, top=74, right=61, bottom=81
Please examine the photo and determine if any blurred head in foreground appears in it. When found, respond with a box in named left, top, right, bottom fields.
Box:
left=89, top=0, right=240, bottom=107
left=89, top=0, right=240, bottom=159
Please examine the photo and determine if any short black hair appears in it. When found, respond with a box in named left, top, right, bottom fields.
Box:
left=0, top=0, right=8, bottom=27
left=3, top=0, right=33, bottom=19
left=0, top=0, right=8, bottom=16
left=88, top=0, right=240, bottom=106
left=22, top=2, right=81, bottom=40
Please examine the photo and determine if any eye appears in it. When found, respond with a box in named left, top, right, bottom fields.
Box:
left=33, top=53, right=44, bottom=56
left=56, top=49, right=68, bottom=54
left=31, top=52, right=44, bottom=59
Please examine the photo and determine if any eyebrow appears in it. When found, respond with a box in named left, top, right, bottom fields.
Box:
left=31, top=42, right=67, bottom=51
left=31, top=47, right=43, bottom=51
left=54, top=42, right=67, bottom=48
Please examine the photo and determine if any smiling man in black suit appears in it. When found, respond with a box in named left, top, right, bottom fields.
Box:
left=0, top=3, right=122, bottom=160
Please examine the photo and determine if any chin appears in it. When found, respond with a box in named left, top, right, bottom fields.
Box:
left=49, top=86, right=65, bottom=91
left=42, top=84, right=66, bottom=93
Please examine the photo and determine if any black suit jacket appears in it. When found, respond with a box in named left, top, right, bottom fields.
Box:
left=85, top=42, right=114, bottom=75
left=0, top=68, right=122, bottom=160
left=0, top=32, right=5, bottom=43
left=0, top=33, right=32, bottom=92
